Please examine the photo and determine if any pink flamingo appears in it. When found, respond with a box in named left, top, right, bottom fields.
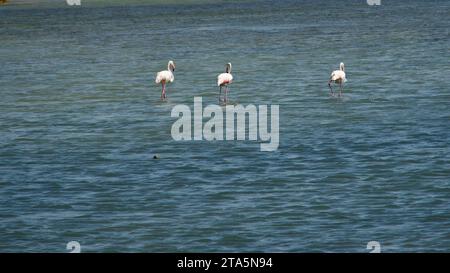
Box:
left=217, top=63, right=233, bottom=104
left=328, top=62, right=347, bottom=97
left=155, top=60, right=176, bottom=99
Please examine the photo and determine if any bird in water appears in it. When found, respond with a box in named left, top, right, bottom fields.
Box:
left=155, top=60, right=176, bottom=100
left=328, top=62, right=347, bottom=97
left=217, top=63, right=233, bottom=104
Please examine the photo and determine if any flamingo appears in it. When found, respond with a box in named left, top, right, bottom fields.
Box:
left=328, top=62, right=347, bottom=97
left=217, top=63, right=233, bottom=104
left=155, top=60, right=176, bottom=99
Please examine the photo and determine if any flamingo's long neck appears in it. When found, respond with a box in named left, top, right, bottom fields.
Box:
left=226, top=64, right=231, bottom=74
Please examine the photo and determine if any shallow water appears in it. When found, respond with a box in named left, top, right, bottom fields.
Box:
left=0, top=0, right=449, bottom=252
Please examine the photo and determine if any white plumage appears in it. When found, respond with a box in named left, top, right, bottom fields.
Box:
left=328, top=62, right=347, bottom=97
left=217, top=73, right=233, bottom=87
left=155, top=60, right=175, bottom=99
left=155, top=70, right=174, bottom=84
left=217, top=63, right=233, bottom=103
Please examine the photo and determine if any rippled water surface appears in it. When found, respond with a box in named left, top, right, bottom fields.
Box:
left=0, top=0, right=449, bottom=252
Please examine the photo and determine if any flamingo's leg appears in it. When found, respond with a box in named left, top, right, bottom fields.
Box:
left=225, top=85, right=228, bottom=104
left=219, top=86, right=222, bottom=103
left=328, top=80, right=334, bottom=96
left=339, top=82, right=343, bottom=97
left=161, top=82, right=166, bottom=99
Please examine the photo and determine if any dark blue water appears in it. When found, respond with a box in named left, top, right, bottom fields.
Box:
left=0, top=0, right=449, bottom=252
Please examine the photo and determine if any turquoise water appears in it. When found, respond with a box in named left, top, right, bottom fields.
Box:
left=0, top=0, right=449, bottom=252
